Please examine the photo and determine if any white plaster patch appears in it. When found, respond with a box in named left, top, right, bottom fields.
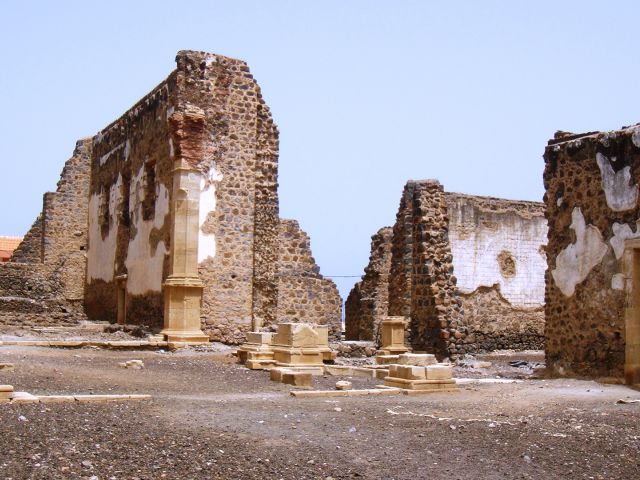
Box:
left=448, top=202, right=547, bottom=307
left=99, top=142, right=126, bottom=166
left=611, top=273, right=625, bottom=290
left=596, top=152, right=638, bottom=212
left=87, top=175, right=122, bottom=283
left=198, top=168, right=223, bottom=263
left=123, top=140, right=131, bottom=162
left=124, top=164, right=170, bottom=295
left=551, top=207, right=608, bottom=297
left=610, top=221, right=640, bottom=259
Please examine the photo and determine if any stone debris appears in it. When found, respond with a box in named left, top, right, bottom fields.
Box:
left=616, top=398, right=640, bottom=404
left=335, top=381, right=352, bottom=391
left=119, top=359, right=144, bottom=369
left=472, top=361, right=493, bottom=369
left=0, top=363, right=15, bottom=371
left=0, top=384, right=152, bottom=405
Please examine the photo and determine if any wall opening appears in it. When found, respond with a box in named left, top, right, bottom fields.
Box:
left=116, top=274, right=127, bottom=325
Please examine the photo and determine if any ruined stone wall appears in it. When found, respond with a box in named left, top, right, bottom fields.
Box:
left=543, top=126, right=640, bottom=378
left=388, top=185, right=415, bottom=318
left=345, top=227, right=392, bottom=341
left=85, top=78, right=176, bottom=327
left=276, top=219, right=342, bottom=339
left=446, top=193, right=546, bottom=351
left=11, top=215, right=43, bottom=263
left=250, top=104, right=280, bottom=332
left=0, top=139, right=92, bottom=322
left=176, top=51, right=280, bottom=343
left=409, top=181, right=466, bottom=358
left=358, top=181, right=546, bottom=357
left=1, top=50, right=336, bottom=343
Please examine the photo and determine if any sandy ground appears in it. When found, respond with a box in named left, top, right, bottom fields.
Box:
left=0, top=345, right=639, bottom=480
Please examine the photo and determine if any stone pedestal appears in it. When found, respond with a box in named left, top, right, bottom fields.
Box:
left=237, top=323, right=335, bottom=371
left=238, top=332, right=275, bottom=367
left=376, top=316, right=409, bottom=364
left=314, top=325, right=337, bottom=362
left=384, top=364, right=457, bottom=392
left=272, top=323, right=324, bottom=367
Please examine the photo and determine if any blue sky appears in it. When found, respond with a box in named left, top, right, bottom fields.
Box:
left=2, top=1, right=640, bottom=303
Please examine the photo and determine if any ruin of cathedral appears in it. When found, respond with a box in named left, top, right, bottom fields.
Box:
left=0, top=50, right=342, bottom=343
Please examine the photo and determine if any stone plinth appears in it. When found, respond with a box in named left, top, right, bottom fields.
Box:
left=237, top=323, right=336, bottom=369
left=273, top=323, right=324, bottom=367
left=237, top=332, right=274, bottom=365
left=378, top=316, right=409, bottom=355
left=397, top=353, right=437, bottom=366
left=314, top=325, right=337, bottom=362
left=383, top=363, right=457, bottom=392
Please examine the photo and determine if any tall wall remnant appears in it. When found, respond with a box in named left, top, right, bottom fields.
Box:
left=345, top=227, right=392, bottom=341
left=276, top=220, right=342, bottom=338
left=544, top=125, right=640, bottom=381
left=0, top=50, right=342, bottom=342
left=0, top=139, right=92, bottom=324
left=345, top=180, right=547, bottom=357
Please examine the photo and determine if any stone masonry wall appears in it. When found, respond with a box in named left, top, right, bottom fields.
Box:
left=11, top=215, right=43, bottom=263
left=179, top=51, right=280, bottom=343
left=352, top=181, right=547, bottom=357
left=85, top=77, right=175, bottom=327
left=276, top=219, right=342, bottom=339
left=544, top=126, right=640, bottom=378
left=409, top=180, right=466, bottom=358
left=446, top=193, right=547, bottom=351
left=345, top=227, right=392, bottom=341
left=0, top=139, right=92, bottom=322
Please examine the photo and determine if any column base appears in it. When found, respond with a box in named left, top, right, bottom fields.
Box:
left=162, top=275, right=207, bottom=344
left=161, top=330, right=210, bottom=344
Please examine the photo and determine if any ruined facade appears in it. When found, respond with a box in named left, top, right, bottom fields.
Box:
left=1, top=50, right=341, bottom=342
left=346, top=180, right=547, bottom=357
left=544, top=125, right=640, bottom=382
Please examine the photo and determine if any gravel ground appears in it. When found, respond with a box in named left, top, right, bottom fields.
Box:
left=1, top=346, right=639, bottom=479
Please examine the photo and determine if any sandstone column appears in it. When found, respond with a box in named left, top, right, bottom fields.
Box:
left=161, top=108, right=209, bottom=343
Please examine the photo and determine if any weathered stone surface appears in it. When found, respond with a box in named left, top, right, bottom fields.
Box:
left=281, top=372, right=312, bottom=387
left=543, top=125, right=640, bottom=380
left=345, top=227, right=392, bottom=341
left=335, top=381, right=352, bottom=390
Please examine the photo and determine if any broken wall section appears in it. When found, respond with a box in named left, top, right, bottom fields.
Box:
left=544, top=126, right=640, bottom=378
left=0, top=139, right=92, bottom=323
left=446, top=193, right=547, bottom=351
left=276, top=219, right=342, bottom=339
left=345, top=227, right=392, bottom=341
